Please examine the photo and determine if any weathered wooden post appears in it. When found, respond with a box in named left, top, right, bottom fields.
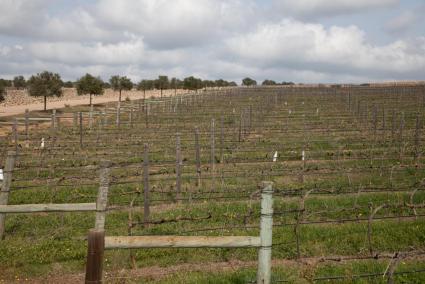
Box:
left=25, top=109, right=29, bottom=140
left=211, top=118, right=216, bottom=189
left=0, top=151, right=16, bottom=240
left=89, top=105, right=94, bottom=131
left=257, top=181, right=274, bottom=284
left=249, top=105, right=252, bottom=133
left=238, top=111, right=243, bottom=142
left=176, top=133, right=182, bottom=201
left=414, top=114, right=421, bottom=162
left=145, top=102, right=149, bottom=128
left=220, top=115, right=224, bottom=163
left=372, top=105, right=377, bottom=140
left=79, top=112, right=83, bottom=148
left=399, top=112, right=405, bottom=161
left=12, top=119, right=18, bottom=153
left=391, top=110, right=396, bottom=141
left=95, top=161, right=110, bottom=230
left=143, top=144, right=150, bottom=225
left=195, top=127, right=201, bottom=188
left=51, top=109, right=56, bottom=130
left=130, top=106, right=133, bottom=128
left=116, top=103, right=121, bottom=128
left=85, top=229, right=105, bottom=284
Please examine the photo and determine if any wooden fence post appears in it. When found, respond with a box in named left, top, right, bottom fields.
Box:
left=51, top=109, right=56, bottom=130
left=89, top=105, right=93, bottom=131
left=414, top=115, right=421, bottom=162
left=145, top=102, right=149, bottom=128
left=195, top=127, right=201, bottom=188
left=80, top=112, right=83, bottom=148
left=95, top=161, right=110, bottom=230
left=13, top=119, right=18, bottom=153
left=399, top=112, right=405, bottom=161
left=220, top=115, right=224, bottom=163
left=238, top=111, right=243, bottom=142
left=116, top=103, right=121, bottom=128
left=25, top=109, right=29, bottom=140
left=176, top=133, right=182, bottom=201
left=211, top=118, right=215, bottom=189
left=143, top=144, right=150, bottom=225
left=130, top=106, right=133, bottom=128
left=257, top=181, right=274, bottom=284
left=0, top=151, right=16, bottom=240
left=85, top=229, right=105, bottom=284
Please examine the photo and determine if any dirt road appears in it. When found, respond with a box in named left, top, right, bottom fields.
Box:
left=0, top=89, right=187, bottom=118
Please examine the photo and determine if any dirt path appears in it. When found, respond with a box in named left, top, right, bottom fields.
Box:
left=0, top=89, right=188, bottom=118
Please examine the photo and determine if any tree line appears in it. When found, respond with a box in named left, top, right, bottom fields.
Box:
left=0, top=72, right=238, bottom=110
left=0, top=73, right=294, bottom=110
left=241, top=77, right=295, bottom=86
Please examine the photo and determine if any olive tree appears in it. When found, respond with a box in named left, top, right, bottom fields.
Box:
left=183, top=76, right=203, bottom=91
left=0, top=84, right=5, bottom=102
left=109, top=75, right=133, bottom=102
left=242, top=77, right=257, bottom=86
left=13, top=76, right=26, bottom=89
left=76, top=73, right=104, bottom=106
left=27, top=71, right=63, bottom=111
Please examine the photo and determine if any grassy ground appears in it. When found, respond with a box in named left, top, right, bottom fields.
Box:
left=0, top=86, right=424, bottom=282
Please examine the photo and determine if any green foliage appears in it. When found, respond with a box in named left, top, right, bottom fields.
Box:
left=137, top=79, right=155, bottom=91
left=262, top=79, right=276, bottom=86
left=242, top=77, right=257, bottom=86
left=27, top=71, right=63, bottom=98
left=76, top=74, right=104, bottom=96
left=170, top=77, right=183, bottom=89
left=109, top=75, right=133, bottom=92
left=0, top=84, right=4, bottom=102
left=155, top=75, right=169, bottom=90
left=13, top=75, right=26, bottom=89
left=183, top=76, right=203, bottom=90
left=0, top=78, right=12, bottom=87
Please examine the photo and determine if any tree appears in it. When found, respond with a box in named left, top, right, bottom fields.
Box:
left=76, top=73, right=104, bottom=106
left=262, top=79, right=276, bottom=86
left=109, top=75, right=133, bottom=102
left=0, top=79, right=12, bottom=87
left=27, top=71, right=63, bottom=111
left=0, top=84, right=5, bottom=102
left=154, top=75, right=169, bottom=97
left=154, top=75, right=169, bottom=90
left=137, top=79, right=154, bottom=99
left=13, top=76, right=26, bottom=89
left=183, top=76, right=203, bottom=91
left=242, top=77, right=257, bottom=86
left=137, top=79, right=154, bottom=91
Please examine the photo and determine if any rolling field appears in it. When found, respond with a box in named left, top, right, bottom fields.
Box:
left=0, top=85, right=425, bottom=283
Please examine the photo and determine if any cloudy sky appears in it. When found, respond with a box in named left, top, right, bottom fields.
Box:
left=0, top=0, right=424, bottom=84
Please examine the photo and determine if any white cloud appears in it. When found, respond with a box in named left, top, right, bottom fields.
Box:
left=272, top=0, right=399, bottom=19
left=0, top=0, right=51, bottom=36
left=94, top=0, right=256, bottom=48
left=0, top=0, right=423, bottom=84
left=226, top=19, right=425, bottom=79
